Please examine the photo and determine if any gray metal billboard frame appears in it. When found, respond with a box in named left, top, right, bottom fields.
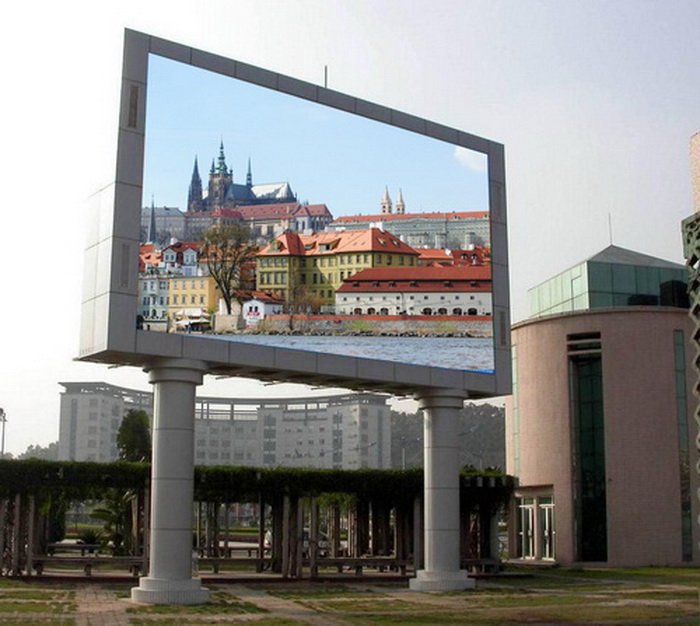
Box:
left=78, top=29, right=511, bottom=398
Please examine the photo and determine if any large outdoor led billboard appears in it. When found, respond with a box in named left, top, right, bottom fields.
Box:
left=79, top=30, right=511, bottom=397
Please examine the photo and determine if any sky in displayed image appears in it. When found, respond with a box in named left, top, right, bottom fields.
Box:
left=143, top=55, right=489, bottom=215
left=2, top=0, right=700, bottom=454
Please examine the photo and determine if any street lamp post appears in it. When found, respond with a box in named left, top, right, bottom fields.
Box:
left=0, top=408, right=6, bottom=459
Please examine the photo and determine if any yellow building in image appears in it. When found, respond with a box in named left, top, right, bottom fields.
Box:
left=256, top=228, right=419, bottom=309
left=168, top=275, right=220, bottom=320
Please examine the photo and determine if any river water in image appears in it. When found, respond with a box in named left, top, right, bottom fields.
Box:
left=222, top=335, right=494, bottom=372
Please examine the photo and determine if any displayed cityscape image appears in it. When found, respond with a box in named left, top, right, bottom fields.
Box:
left=138, top=54, right=496, bottom=371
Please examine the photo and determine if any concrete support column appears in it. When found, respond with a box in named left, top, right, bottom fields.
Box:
left=410, top=388, right=474, bottom=591
left=131, top=358, right=209, bottom=605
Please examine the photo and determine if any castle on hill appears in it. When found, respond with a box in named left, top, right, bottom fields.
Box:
left=187, top=141, right=297, bottom=212
left=141, top=142, right=333, bottom=243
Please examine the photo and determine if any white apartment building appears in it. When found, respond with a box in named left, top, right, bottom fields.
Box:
left=335, top=265, right=492, bottom=316
left=58, top=383, right=391, bottom=470
left=58, top=383, right=152, bottom=462
left=138, top=275, right=170, bottom=322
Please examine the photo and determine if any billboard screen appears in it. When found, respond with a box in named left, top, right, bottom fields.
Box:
left=80, top=30, right=510, bottom=397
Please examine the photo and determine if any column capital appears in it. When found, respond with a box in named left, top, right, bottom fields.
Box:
left=415, top=388, right=468, bottom=411
left=144, top=358, right=208, bottom=386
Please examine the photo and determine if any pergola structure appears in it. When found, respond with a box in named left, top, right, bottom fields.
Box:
left=0, top=460, right=512, bottom=581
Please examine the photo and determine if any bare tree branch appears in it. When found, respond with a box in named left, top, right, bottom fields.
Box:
left=201, top=223, right=256, bottom=314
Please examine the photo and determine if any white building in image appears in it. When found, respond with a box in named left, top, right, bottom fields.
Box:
left=58, top=383, right=391, bottom=470
left=335, top=265, right=492, bottom=316
left=242, top=292, right=285, bottom=328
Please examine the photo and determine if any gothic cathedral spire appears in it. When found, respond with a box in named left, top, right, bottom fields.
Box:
left=216, top=140, right=228, bottom=174
left=147, top=196, right=157, bottom=244
left=187, top=156, right=204, bottom=213
left=395, top=188, right=406, bottom=214
left=208, top=141, right=233, bottom=211
left=380, top=186, right=393, bottom=214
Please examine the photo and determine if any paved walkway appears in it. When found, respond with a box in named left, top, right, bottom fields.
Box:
left=74, top=586, right=131, bottom=625
left=1, top=571, right=698, bottom=624
left=227, top=584, right=349, bottom=626
left=1, top=580, right=407, bottom=625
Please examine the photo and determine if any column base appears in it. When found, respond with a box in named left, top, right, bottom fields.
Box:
left=131, top=577, right=210, bottom=605
left=409, top=569, right=475, bottom=592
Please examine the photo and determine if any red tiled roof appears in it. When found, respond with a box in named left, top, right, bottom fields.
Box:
left=234, top=202, right=331, bottom=221
left=417, top=248, right=453, bottom=263
left=163, top=241, right=202, bottom=253
left=450, top=246, right=490, bottom=265
left=417, top=247, right=491, bottom=266
left=250, top=291, right=286, bottom=304
left=256, top=231, right=306, bottom=256
left=332, top=211, right=489, bottom=224
left=159, top=241, right=202, bottom=266
left=336, top=265, right=491, bottom=293
left=139, top=244, right=163, bottom=272
left=235, top=289, right=286, bottom=304
left=300, top=204, right=332, bottom=216
left=208, top=209, right=244, bottom=219
left=258, top=228, right=419, bottom=257
left=236, top=203, right=298, bottom=219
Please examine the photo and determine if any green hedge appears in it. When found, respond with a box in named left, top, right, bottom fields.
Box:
left=0, top=459, right=513, bottom=508
left=0, top=459, right=148, bottom=499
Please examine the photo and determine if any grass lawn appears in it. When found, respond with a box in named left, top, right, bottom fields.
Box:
left=0, top=566, right=696, bottom=624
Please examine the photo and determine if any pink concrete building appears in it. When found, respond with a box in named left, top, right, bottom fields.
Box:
left=506, top=249, right=699, bottom=566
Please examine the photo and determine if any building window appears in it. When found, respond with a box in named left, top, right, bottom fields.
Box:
left=569, top=333, right=607, bottom=562
left=674, top=329, right=693, bottom=561
left=539, top=496, right=556, bottom=560
left=516, top=494, right=555, bottom=561
left=516, top=497, right=535, bottom=559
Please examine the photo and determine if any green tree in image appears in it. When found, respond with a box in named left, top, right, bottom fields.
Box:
left=116, top=409, right=151, bottom=462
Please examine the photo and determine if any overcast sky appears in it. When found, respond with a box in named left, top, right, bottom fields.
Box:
left=2, top=0, right=699, bottom=454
